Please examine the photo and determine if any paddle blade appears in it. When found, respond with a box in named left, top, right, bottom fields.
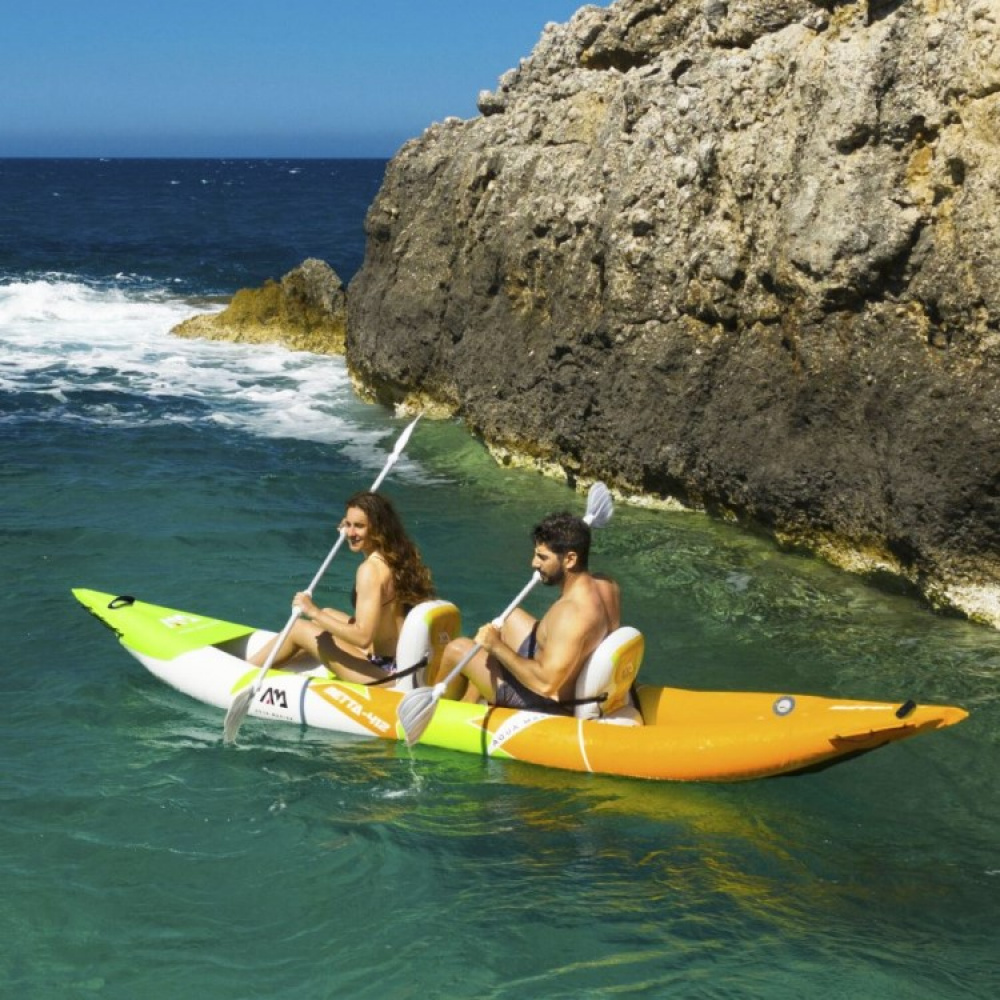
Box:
left=584, top=481, right=614, bottom=528
left=397, top=686, right=442, bottom=747
left=391, top=413, right=421, bottom=458
left=223, top=686, right=255, bottom=745
left=369, top=413, right=422, bottom=492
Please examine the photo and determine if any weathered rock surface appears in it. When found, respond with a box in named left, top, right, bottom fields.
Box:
left=173, top=258, right=347, bottom=354
left=346, top=0, right=1000, bottom=626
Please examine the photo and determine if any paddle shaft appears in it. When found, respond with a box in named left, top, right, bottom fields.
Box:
left=428, top=491, right=612, bottom=695
left=245, top=412, right=421, bottom=692
left=224, top=414, right=421, bottom=742
left=244, top=529, right=348, bottom=691
left=397, top=481, right=613, bottom=746
left=431, top=571, right=542, bottom=694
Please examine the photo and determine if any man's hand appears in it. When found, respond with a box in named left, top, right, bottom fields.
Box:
left=475, top=622, right=502, bottom=653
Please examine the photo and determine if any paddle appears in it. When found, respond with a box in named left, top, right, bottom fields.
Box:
left=222, top=414, right=422, bottom=745
left=397, top=481, right=615, bottom=747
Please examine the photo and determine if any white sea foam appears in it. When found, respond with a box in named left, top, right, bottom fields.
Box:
left=0, top=276, right=421, bottom=478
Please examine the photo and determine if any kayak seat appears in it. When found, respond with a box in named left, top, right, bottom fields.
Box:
left=394, top=600, right=463, bottom=694
left=574, top=626, right=644, bottom=725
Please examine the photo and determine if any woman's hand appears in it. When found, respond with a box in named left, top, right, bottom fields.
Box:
left=293, top=592, right=319, bottom=619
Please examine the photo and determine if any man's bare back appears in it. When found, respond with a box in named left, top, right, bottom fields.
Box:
left=532, top=572, right=620, bottom=701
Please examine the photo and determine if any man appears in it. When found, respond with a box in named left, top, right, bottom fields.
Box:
left=444, top=511, right=620, bottom=715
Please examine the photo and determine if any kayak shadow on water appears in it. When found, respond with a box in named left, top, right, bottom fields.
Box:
left=275, top=739, right=830, bottom=922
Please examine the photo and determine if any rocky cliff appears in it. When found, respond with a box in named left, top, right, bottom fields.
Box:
left=346, top=0, right=1000, bottom=626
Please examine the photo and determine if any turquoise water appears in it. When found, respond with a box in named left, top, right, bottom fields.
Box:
left=2, top=161, right=997, bottom=998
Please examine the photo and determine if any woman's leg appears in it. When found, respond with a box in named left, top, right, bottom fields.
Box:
left=248, top=607, right=387, bottom=679
left=315, top=631, right=394, bottom=684
left=248, top=618, right=318, bottom=669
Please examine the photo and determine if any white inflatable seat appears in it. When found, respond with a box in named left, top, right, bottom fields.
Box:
left=393, top=600, right=462, bottom=692
left=573, top=626, right=645, bottom=725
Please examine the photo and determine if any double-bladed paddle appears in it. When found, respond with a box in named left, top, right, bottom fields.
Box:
left=397, top=481, right=614, bottom=747
left=223, top=413, right=422, bottom=745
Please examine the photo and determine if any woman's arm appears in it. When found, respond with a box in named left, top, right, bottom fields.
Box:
left=294, top=558, right=387, bottom=651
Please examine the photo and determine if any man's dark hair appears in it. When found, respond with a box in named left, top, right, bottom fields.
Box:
left=532, top=512, right=591, bottom=570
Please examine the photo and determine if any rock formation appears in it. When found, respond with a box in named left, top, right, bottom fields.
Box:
left=345, top=0, right=1000, bottom=626
left=173, top=258, right=347, bottom=354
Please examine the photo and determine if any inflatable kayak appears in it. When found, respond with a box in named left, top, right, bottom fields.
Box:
left=73, top=588, right=969, bottom=782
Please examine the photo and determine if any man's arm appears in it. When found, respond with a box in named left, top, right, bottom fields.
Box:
left=476, top=602, right=588, bottom=699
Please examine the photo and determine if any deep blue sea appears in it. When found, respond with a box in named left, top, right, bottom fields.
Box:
left=1, top=158, right=997, bottom=999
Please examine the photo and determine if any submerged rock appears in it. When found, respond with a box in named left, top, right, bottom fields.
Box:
left=173, top=258, right=347, bottom=355
left=346, top=0, right=1000, bottom=626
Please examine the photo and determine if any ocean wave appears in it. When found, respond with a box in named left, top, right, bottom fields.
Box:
left=0, top=274, right=401, bottom=462
left=0, top=273, right=190, bottom=324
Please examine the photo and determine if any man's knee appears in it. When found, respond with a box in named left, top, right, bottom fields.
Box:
left=502, top=609, right=536, bottom=652
left=442, top=637, right=474, bottom=671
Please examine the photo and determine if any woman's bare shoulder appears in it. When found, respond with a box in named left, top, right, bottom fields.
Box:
left=358, top=551, right=391, bottom=586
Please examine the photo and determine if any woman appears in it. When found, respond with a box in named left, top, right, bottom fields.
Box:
left=250, top=491, right=435, bottom=683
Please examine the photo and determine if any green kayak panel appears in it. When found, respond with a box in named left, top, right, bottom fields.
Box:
left=73, top=589, right=254, bottom=660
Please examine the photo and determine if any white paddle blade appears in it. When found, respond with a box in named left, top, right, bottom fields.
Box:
left=391, top=413, right=422, bottom=457
left=369, top=413, right=422, bottom=492
left=584, top=481, right=614, bottom=528
left=397, top=687, right=441, bottom=746
left=224, top=613, right=297, bottom=744
left=223, top=686, right=255, bottom=745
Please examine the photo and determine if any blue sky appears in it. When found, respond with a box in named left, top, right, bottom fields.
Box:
left=0, top=1, right=602, bottom=157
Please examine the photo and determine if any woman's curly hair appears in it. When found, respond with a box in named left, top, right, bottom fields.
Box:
left=344, top=491, right=435, bottom=606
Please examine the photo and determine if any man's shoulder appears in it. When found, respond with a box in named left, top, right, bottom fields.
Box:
left=556, top=574, right=617, bottom=618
